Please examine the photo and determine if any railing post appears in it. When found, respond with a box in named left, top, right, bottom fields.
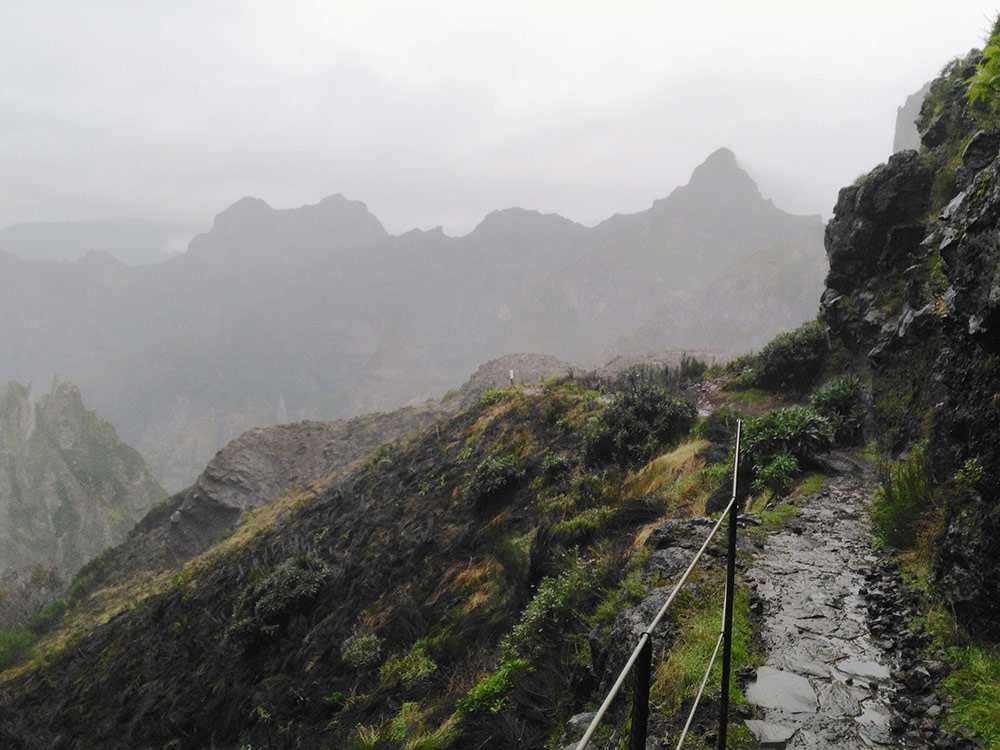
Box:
left=718, top=420, right=741, bottom=750
left=629, top=633, right=652, bottom=750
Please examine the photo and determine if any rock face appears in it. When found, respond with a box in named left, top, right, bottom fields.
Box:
left=0, top=380, right=166, bottom=576
left=821, top=53, right=1000, bottom=638
left=894, top=82, right=932, bottom=154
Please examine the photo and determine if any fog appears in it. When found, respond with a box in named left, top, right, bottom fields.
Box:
left=1, top=1, right=996, bottom=238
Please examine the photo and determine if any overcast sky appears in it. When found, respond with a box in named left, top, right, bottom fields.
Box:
left=1, top=1, right=997, bottom=242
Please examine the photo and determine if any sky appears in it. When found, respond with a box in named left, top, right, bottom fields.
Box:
left=1, top=1, right=998, bottom=244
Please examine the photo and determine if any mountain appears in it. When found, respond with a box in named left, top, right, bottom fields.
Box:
left=0, top=219, right=194, bottom=265
left=0, top=380, right=167, bottom=577
left=0, top=153, right=825, bottom=490
left=893, top=81, right=932, bottom=153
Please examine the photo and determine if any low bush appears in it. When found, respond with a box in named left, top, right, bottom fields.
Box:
left=742, top=407, right=834, bottom=465
left=810, top=376, right=866, bottom=445
left=341, top=633, right=383, bottom=670
left=584, top=384, right=696, bottom=468
left=224, top=552, right=330, bottom=647
left=464, top=455, right=525, bottom=505
left=741, top=320, right=827, bottom=393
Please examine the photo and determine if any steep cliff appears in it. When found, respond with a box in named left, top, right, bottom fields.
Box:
left=0, top=380, right=166, bottom=577
left=821, top=49, right=1000, bottom=638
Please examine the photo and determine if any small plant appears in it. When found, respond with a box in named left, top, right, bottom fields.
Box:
left=870, top=442, right=936, bottom=549
left=224, top=552, right=330, bottom=647
left=379, top=641, right=438, bottom=689
left=751, top=452, right=799, bottom=498
left=464, top=454, right=524, bottom=505
left=540, top=453, right=573, bottom=479
left=479, top=387, right=517, bottom=407
left=810, top=376, right=866, bottom=445
left=457, top=658, right=532, bottom=714
left=742, top=407, right=834, bottom=465
left=341, top=633, right=384, bottom=669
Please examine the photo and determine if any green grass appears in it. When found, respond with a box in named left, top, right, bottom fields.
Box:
left=652, top=583, right=757, bottom=715
left=942, top=645, right=1000, bottom=747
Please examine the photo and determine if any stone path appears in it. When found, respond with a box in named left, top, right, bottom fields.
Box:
left=744, top=462, right=917, bottom=749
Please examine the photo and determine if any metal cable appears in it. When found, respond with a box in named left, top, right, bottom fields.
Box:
left=574, top=495, right=736, bottom=750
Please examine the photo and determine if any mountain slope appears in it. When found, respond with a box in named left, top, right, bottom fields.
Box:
left=0, top=151, right=825, bottom=490
left=0, top=380, right=167, bottom=576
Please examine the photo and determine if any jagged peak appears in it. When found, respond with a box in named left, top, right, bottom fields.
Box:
left=656, top=147, right=763, bottom=209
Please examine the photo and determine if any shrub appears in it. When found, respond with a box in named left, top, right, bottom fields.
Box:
left=742, top=407, right=834, bottom=465
left=379, top=641, right=438, bottom=689
left=751, top=452, right=799, bottom=498
left=341, top=633, right=384, bottom=669
left=224, top=552, right=330, bottom=647
left=810, top=376, right=866, bottom=445
left=870, top=442, right=935, bottom=549
left=584, top=384, right=697, bottom=468
left=457, top=658, right=532, bottom=714
left=748, top=320, right=827, bottom=393
left=540, top=453, right=573, bottom=479
left=464, top=455, right=524, bottom=504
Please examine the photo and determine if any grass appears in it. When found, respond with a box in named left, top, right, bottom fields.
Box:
left=896, top=542, right=1000, bottom=748
left=652, top=580, right=757, bottom=720
left=628, top=439, right=709, bottom=497
left=941, top=646, right=1000, bottom=748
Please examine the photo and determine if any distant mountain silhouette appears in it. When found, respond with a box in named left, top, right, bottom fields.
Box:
left=0, top=149, right=825, bottom=489
left=0, top=219, right=195, bottom=265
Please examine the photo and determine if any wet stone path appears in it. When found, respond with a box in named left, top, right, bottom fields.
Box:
left=744, top=465, right=919, bottom=749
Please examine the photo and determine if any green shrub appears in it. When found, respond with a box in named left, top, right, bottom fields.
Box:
left=341, top=633, right=384, bottom=669
left=742, top=407, right=834, bottom=465
left=810, top=376, right=866, bottom=445
left=870, top=442, right=935, bottom=549
left=479, top=387, right=518, bottom=407
left=457, top=658, right=532, bottom=714
left=584, top=384, right=697, bottom=468
left=380, top=641, right=438, bottom=689
left=464, top=455, right=525, bottom=504
left=748, top=320, right=827, bottom=393
left=224, top=552, right=330, bottom=646
left=751, top=452, right=799, bottom=498
left=0, top=626, right=32, bottom=668
left=540, top=453, right=573, bottom=479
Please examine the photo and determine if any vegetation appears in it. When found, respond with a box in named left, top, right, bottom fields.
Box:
left=729, top=321, right=827, bottom=394
left=810, top=376, right=866, bottom=445
left=224, top=551, right=331, bottom=647
left=967, top=16, right=1000, bottom=117
left=870, top=442, right=937, bottom=549
left=584, top=383, right=697, bottom=468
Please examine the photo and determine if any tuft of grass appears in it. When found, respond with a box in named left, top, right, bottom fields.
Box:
left=628, top=439, right=709, bottom=497
left=870, top=442, right=936, bottom=549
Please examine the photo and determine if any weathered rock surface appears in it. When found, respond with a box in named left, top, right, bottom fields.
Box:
left=745, top=466, right=909, bottom=748
left=820, top=51, right=1000, bottom=638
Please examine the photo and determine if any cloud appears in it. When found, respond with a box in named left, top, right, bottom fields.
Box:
left=0, top=0, right=995, bottom=236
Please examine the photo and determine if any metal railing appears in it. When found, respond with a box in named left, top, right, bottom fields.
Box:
left=575, top=420, right=742, bottom=750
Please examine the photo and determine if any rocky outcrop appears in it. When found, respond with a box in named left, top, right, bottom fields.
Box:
left=0, top=380, right=166, bottom=576
left=821, top=52, right=1000, bottom=639
left=894, top=82, right=932, bottom=154
left=167, top=403, right=450, bottom=561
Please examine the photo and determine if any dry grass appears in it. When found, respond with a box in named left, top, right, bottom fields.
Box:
left=628, top=439, right=708, bottom=497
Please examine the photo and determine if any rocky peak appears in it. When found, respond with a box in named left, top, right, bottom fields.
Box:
left=0, top=379, right=166, bottom=576
left=654, top=147, right=764, bottom=217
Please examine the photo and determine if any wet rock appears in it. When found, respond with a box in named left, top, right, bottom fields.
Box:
left=745, top=719, right=796, bottom=748
left=746, top=667, right=818, bottom=713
